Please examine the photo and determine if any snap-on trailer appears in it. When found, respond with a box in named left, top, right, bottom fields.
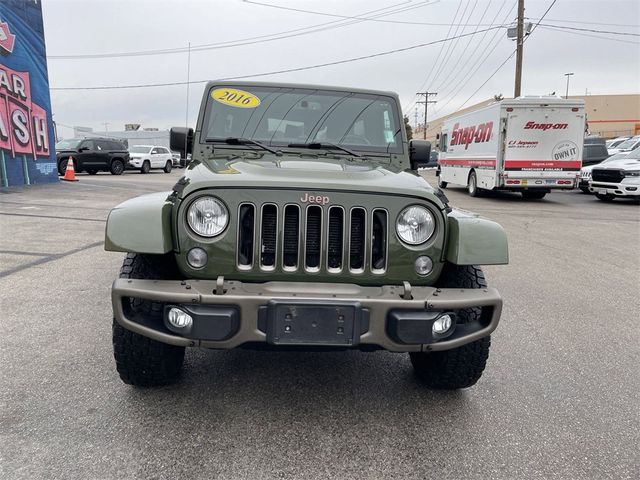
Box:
left=436, top=97, right=586, bottom=199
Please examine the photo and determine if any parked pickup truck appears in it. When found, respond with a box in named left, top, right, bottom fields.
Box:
left=589, top=147, right=640, bottom=203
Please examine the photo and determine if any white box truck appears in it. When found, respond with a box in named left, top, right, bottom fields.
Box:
left=436, top=96, right=586, bottom=199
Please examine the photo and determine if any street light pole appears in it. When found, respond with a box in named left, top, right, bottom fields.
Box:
left=564, top=72, right=574, bottom=99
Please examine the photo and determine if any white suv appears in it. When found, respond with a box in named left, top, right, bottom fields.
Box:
left=128, top=145, right=173, bottom=173
left=589, top=148, right=640, bottom=203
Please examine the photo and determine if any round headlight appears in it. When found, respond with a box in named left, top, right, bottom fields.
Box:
left=187, top=196, right=228, bottom=237
left=396, top=206, right=435, bottom=245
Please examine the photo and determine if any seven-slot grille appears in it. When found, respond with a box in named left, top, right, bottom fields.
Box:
left=237, top=203, right=387, bottom=274
left=591, top=169, right=624, bottom=184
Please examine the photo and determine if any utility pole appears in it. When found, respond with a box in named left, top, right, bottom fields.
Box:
left=414, top=109, right=418, bottom=131
left=416, top=92, right=437, bottom=140
left=564, top=72, right=574, bottom=99
left=102, top=122, right=110, bottom=133
left=514, top=0, right=525, bottom=98
left=185, top=42, right=191, bottom=159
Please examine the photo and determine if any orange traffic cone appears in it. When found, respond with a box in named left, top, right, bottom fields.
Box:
left=61, top=156, right=78, bottom=182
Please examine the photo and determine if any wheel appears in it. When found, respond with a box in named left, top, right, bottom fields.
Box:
left=58, top=158, right=72, bottom=176
left=163, top=160, right=172, bottom=173
left=87, top=169, right=98, bottom=175
left=110, top=159, right=124, bottom=175
left=113, top=253, right=185, bottom=387
left=437, top=170, right=447, bottom=189
left=595, top=193, right=614, bottom=202
left=521, top=191, right=547, bottom=200
left=409, top=264, right=491, bottom=389
left=140, top=160, right=151, bottom=174
left=467, top=171, right=479, bottom=197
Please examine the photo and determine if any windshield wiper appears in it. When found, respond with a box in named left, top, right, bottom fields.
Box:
left=206, top=137, right=282, bottom=156
left=288, top=142, right=362, bottom=157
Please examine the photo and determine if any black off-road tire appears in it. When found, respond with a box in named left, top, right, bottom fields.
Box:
left=595, top=193, right=614, bottom=202
left=522, top=191, right=547, bottom=200
left=113, top=253, right=185, bottom=387
left=409, top=264, right=491, bottom=389
left=163, top=160, right=172, bottom=173
left=579, top=187, right=590, bottom=194
left=110, top=159, right=124, bottom=175
left=141, top=160, right=151, bottom=174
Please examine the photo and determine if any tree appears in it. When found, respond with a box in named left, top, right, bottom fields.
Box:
left=404, top=116, right=413, bottom=140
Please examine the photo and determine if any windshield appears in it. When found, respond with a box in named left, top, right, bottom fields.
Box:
left=615, top=138, right=640, bottom=150
left=622, top=148, right=640, bottom=160
left=129, top=146, right=152, bottom=153
left=55, top=138, right=82, bottom=150
left=201, top=86, right=403, bottom=154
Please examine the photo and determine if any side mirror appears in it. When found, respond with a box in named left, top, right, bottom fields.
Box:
left=170, top=127, right=194, bottom=159
left=409, top=139, right=431, bottom=170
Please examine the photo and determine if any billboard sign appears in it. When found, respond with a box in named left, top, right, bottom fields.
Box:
left=0, top=0, right=57, bottom=187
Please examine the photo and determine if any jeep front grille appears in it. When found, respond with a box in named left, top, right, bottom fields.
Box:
left=237, top=202, right=388, bottom=274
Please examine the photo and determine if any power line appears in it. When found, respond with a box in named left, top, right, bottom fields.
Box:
left=527, top=17, right=640, bottom=28
left=402, top=0, right=465, bottom=114
left=426, top=0, right=475, bottom=92
left=434, top=0, right=495, bottom=92
left=50, top=25, right=504, bottom=91
left=47, top=1, right=434, bottom=60
left=538, top=25, right=640, bottom=45
left=243, top=0, right=514, bottom=27
left=538, top=23, right=640, bottom=36
left=454, top=0, right=558, bottom=112
left=429, top=1, right=516, bottom=117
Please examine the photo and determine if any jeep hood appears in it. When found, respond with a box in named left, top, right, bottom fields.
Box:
left=178, top=154, right=444, bottom=207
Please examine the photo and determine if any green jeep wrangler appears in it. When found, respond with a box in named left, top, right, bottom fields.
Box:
left=105, top=82, right=508, bottom=389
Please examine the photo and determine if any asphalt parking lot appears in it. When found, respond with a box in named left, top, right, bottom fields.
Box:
left=1, top=169, right=638, bottom=479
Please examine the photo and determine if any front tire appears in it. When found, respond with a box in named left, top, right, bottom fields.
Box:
left=467, top=171, right=479, bottom=197
left=141, top=160, right=151, bottom=174
left=409, top=264, right=491, bottom=389
left=163, top=160, right=172, bottom=173
left=110, top=159, right=124, bottom=175
left=113, top=253, right=185, bottom=387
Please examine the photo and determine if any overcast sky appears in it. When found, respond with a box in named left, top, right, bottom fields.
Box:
left=42, top=0, right=639, bottom=138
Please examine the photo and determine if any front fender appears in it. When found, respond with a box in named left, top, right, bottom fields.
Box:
left=105, top=192, right=174, bottom=253
left=445, top=208, right=509, bottom=265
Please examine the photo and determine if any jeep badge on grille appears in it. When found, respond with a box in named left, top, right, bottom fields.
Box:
left=300, top=193, right=330, bottom=205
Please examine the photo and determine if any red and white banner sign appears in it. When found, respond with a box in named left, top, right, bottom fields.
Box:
left=0, top=63, right=50, bottom=158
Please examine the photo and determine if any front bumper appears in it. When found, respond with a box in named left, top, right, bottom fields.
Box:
left=589, top=181, right=640, bottom=197
left=112, top=279, right=502, bottom=352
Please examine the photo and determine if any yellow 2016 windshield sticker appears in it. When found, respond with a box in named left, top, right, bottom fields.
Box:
left=211, top=88, right=261, bottom=108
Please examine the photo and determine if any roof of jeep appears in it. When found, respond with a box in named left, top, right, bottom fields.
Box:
left=203, top=80, right=400, bottom=100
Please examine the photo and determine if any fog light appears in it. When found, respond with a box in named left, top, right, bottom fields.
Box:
left=414, top=256, right=433, bottom=276
left=167, top=307, right=193, bottom=329
left=187, top=247, right=208, bottom=268
left=432, top=314, right=453, bottom=335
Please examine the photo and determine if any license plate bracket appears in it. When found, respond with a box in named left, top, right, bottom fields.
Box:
left=266, top=300, right=362, bottom=346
